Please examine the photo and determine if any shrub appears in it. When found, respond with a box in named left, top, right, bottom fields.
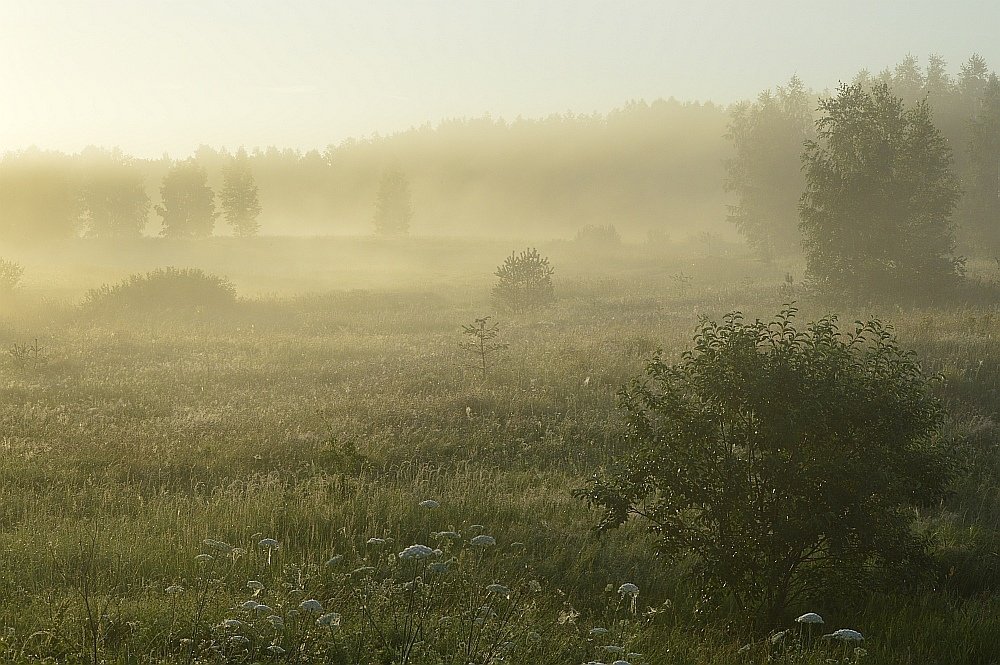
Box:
left=492, top=248, right=554, bottom=313
left=576, top=306, right=951, bottom=626
left=575, top=224, right=622, bottom=247
left=82, top=267, right=237, bottom=314
left=0, top=258, right=24, bottom=294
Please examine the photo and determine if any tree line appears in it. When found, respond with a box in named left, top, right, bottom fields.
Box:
left=727, top=54, right=1000, bottom=259
left=0, top=99, right=729, bottom=243
left=1, top=53, right=997, bottom=259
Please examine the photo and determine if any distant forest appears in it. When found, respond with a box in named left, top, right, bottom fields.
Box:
left=1, top=54, right=997, bottom=253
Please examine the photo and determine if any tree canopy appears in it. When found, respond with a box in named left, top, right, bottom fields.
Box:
left=799, top=82, right=963, bottom=299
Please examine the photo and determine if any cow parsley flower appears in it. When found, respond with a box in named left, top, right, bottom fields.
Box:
left=470, top=534, right=496, bottom=547
left=486, top=583, right=512, bottom=599
left=203, top=539, right=234, bottom=553
left=299, top=599, right=324, bottom=613
left=399, top=544, right=434, bottom=560
left=617, top=583, right=639, bottom=597
left=317, top=612, right=342, bottom=628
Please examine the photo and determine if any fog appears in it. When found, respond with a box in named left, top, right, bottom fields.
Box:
left=2, top=5, right=1000, bottom=664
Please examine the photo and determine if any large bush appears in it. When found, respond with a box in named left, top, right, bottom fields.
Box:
left=577, top=307, right=950, bottom=626
left=491, top=247, right=554, bottom=313
left=82, top=267, right=237, bottom=314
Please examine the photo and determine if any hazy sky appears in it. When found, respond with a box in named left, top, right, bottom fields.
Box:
left=1, top=0, right=997, bottom=157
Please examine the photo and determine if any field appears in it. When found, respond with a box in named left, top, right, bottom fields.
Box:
left=1, top=237, right=998, bottom=664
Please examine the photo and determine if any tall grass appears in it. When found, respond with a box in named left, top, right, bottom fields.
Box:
left=0, top=244, right=998, bottom=662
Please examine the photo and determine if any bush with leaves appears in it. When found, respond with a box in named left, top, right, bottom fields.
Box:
left=492, top=248, right=554, bottom=313
left=575, top=224, right=622, bottom=247
left=0, top=258, right=24, bottom=295
left=576, top=307, right=950, bottom=627
left=82, top=267, right=237, bottom=314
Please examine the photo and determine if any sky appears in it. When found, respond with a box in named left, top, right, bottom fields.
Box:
left=1, top=0, right=998, bottom=157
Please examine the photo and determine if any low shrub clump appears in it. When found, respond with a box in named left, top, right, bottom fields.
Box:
left=82, top=267, right=238, bottom=314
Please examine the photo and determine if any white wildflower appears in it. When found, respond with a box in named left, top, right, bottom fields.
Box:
left=419, top=499, right=440, bottom=509
left=203, top=538, right=233, bottom=553
left=486, top=583, right=512, bottom=599
left=470, top=534, right=496, bottom=547
left=617, top=583, right=639, bottom=597
left=399, top=544, right=435, bottom=560
left=299, top=599, right=323, bottom=613
left=317, top=612, right=342, bottom=628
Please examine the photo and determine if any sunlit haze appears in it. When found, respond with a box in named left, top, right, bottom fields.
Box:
left=2, top=0, right=998, bottom=156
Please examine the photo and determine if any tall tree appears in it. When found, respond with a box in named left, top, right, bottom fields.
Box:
left=800, top=83, right=963, bottom=299
left=372, top=167, right=413, bottom=236
left=220, top=149, right=262, bottom=237
left=79, top=148, right=150, bottom=239
left=725, top=76, right=813, bottom=259
left=156, top=160, right=217, bottom=238
left=964, top=74, right=1000, bottom=249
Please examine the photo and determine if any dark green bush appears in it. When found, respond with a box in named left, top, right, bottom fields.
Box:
left=491, top=247, right=555, bottom=313
left=82, top=267, right=237, bottom=314
left=577, top=306, right=951, bottom=627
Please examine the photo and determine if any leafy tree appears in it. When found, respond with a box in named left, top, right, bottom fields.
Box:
left=492, top=248, right=554, bottom=313
left=800, top=83, right=963, bottom=299
left=576, top=307, right=950, bottom=626
left=156, top=160, right=217, bottom=238
left=963, top=74, right=1000, bottom=249
left=725, top=76, right=813, bottom=259
left=79, top=149, right=150, bottom=239
left=373, top=168, right=412, bottom=236
left=220, top=149, right=262, bottom=237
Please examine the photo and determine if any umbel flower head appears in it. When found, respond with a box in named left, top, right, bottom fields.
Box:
left=299, top=599, right=324, bottom=613
left=617, top=583, right=639, bottom=597
left=399, top=544, right=435, bottom=560
left=796, top=612, right=824, bottom=624
left=470, top=534, right=496, bottom=547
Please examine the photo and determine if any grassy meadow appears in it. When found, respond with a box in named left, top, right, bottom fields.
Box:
left=1, top=237, right=999, bottom=664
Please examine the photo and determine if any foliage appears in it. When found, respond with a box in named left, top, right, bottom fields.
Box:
left=575, top=224, right=622, bottom=247
left=725, top=76, right=814, bottom=259
left=156, top=160, right=217, bottom=238
left=800, top=82, right=964, bottom=299
left=220, top=149, right=263, bottom=238
left=0, top=258, right=25, bottom=294
left=79, top=148, right=150, bottom=239
left=963, top=73, right=1000, bottom=249
left=576, top=307, right=950, bottom=626
left=460, top=317, right=508, bottom=380
left=373, top=168, right=413, bottom=236
left=491, top=248, right=555, bottom=313
left=82, top=267, right=237, bottom=314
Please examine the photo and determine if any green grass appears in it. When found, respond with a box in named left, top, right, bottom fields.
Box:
left=0, top=239, right=998, bottom=663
